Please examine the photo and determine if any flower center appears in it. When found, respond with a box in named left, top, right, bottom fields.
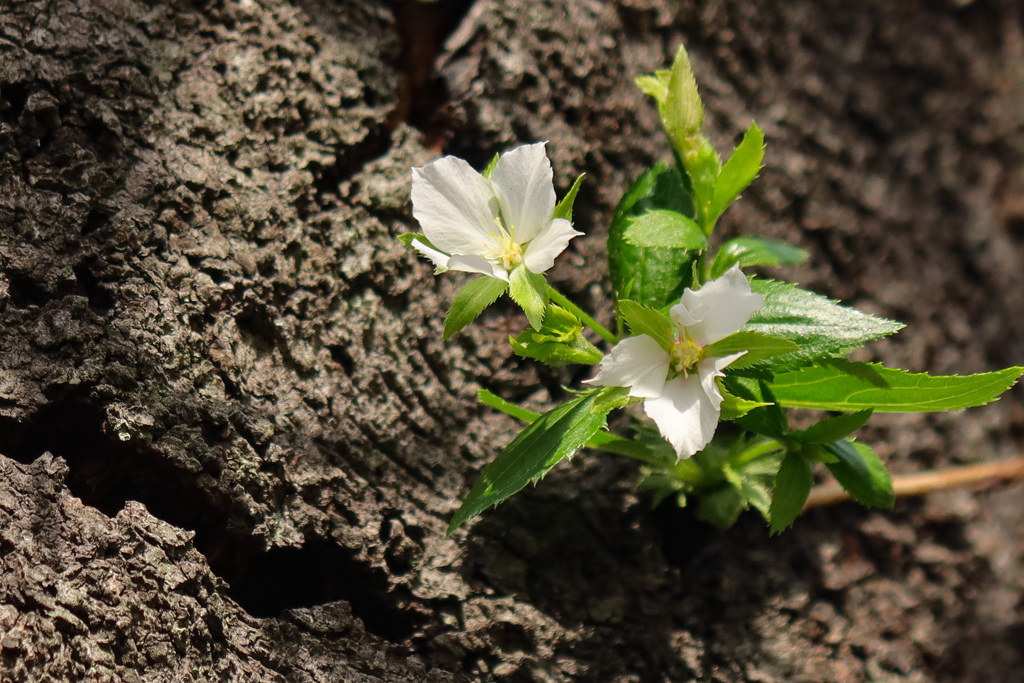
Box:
left=484, top=217, right=524, bottom=271
left=670, top=334, right=703, bottom=375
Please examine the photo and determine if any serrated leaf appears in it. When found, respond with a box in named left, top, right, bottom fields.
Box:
left=824, top=440, right=894, bottom=509
left=618, top=299, right=676, bottom=351
left=799, top=445, right=839, bottom=464
left=508, top=265, right=547, bottom=330
left=510, top=305, right=603, bottom=366
left=708, top=123, right=765, bottom=227
left=443, top=277, right=508, bottom=339
left=635, top=72, right=670, bottom=103
left=745, top=280, right=904, bottom=371
left=684, top=138, right=721, bottom=232
left=703, top=331, right=800, bottom=369
left=790, top=410, right=873, bottom=445
left=769, top=452, right=813, bottom=534
left=478, top=389, right=540, bottom=423
left=482, top=152, right=500, bottom=178
left=608, top=163, right=696, bottom=311
left=448, top=388, right=627, bottom=534
left=709, top=237, right=809, bottom=279
left=664, top=45, right=704, bottom=152
left=622, top=209, right=708, bottom=250
left=769, top=359, right=1024, bottom=412
left=553, top=173, right=586, bottom=222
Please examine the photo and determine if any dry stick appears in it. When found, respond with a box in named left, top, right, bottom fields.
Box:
left=803, top=455, right=1024, bottom=511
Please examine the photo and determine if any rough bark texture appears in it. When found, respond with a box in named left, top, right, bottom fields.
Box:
left=0, top=0, right=1022, bottom=681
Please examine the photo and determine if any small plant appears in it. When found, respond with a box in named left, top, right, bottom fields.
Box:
left=401, top=46, right=1023, bottom=535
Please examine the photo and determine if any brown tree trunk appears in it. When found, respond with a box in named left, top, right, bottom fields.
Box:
left=1, top=0, right=1022, bottom=681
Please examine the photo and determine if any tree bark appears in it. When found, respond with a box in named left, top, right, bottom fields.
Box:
left=1, top=0, right=1022, bottom=681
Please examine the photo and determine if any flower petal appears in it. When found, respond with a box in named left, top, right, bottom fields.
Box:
left=490, top=142, right=557, bottom=244
left=412, top=156, right=501, bottom=256
left=584, top=334, right=669, bottom=398
left=521, top=218, right=582, bottom=274
left=447, top=254, right=509, bottom=282
left=671, top=265, right=763, bottom=346
left=643, top=374, right=720, bottom=460
left=410, top=238, right=451, bottom=271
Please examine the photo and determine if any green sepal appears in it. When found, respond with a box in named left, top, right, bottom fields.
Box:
left=709, top=237, right=809, bottom=279
left=702, top=331, right=800, bottom=370
left=398, top=232, right=442, bottom=253
left=621, top=209, right=708, bottom=250
left=789, top=410, right=873, bottom=445
left=443, top=277, right=508, bottom=339
left=769, top=452, right=813, bottom=534
left=617, top=299, right=677, bottom=352
left=508, top=265, right=548, bottom=330
left=769, top=360, right=1024, bottom=412
left=509, top=305, right=603, bottom=366
left=482, top=152, right=500, bottom=178
left=553, top=173, right=586, bottom=222
left=708, top=122, right=765, bottom=227
left=448, top=387, right=630, bottom=534
left=718, top=385, right=771, bottom=422
left=824, top=440, right=894, bottom=509
left=746, top=280, right=904, bottom=371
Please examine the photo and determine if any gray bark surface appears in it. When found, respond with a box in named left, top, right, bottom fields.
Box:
left=1, top=0, right=1022, bottom=681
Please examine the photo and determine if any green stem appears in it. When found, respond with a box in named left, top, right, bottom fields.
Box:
left=546, top=286, right=619, bottom=346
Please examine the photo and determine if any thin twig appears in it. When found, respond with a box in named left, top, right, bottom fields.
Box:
left=803, top=455, right=1024, bottom=511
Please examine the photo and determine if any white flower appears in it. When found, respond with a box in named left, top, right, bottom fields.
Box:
left=410, top=142, right=582, bottom=282
left=586, top=266, right=764, bottom=460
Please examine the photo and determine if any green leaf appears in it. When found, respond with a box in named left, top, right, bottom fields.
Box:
left=734, top=453, right=781, bottom=522
left=790, top=410, right=873, bottom=445
left=699, top=486, right=745, bottom=529
left=553, top=173, right=586, bottom=222
left=708, top=123, right=765, bottom=227
left=769, top=360, right=1024, bottom=412
left=448, top=387, right=628, bottom=534
left=508, top=266, right=548, bottom=330
left=608, top=163, right=696, bottom=311
left=745, top=280, right=904, bottom=371
left=769, top=452, right=813, bottom=534
left=617, top=299, right=677, bottom=351
left=709, top=237, right=809, bottom=279
left=635, top=71, right=670, bottom=104
left=621, top=209, right=708, bottom=250
left=482, top=152, right=500, bottom=179
left=664, top=45, right=704, bottom=154
left=703, top=331, right=800, bottom=369
left=824, top=440, right=894, bottom=509
left=683, top=138, right=721, bottom=233
left=478, top=389, right=540, bottom=423
left=510, top=306, right=603, bottom=366
left=443, top=277, right=508, bottom=339
left=726, top=378, right=790, bottom=439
